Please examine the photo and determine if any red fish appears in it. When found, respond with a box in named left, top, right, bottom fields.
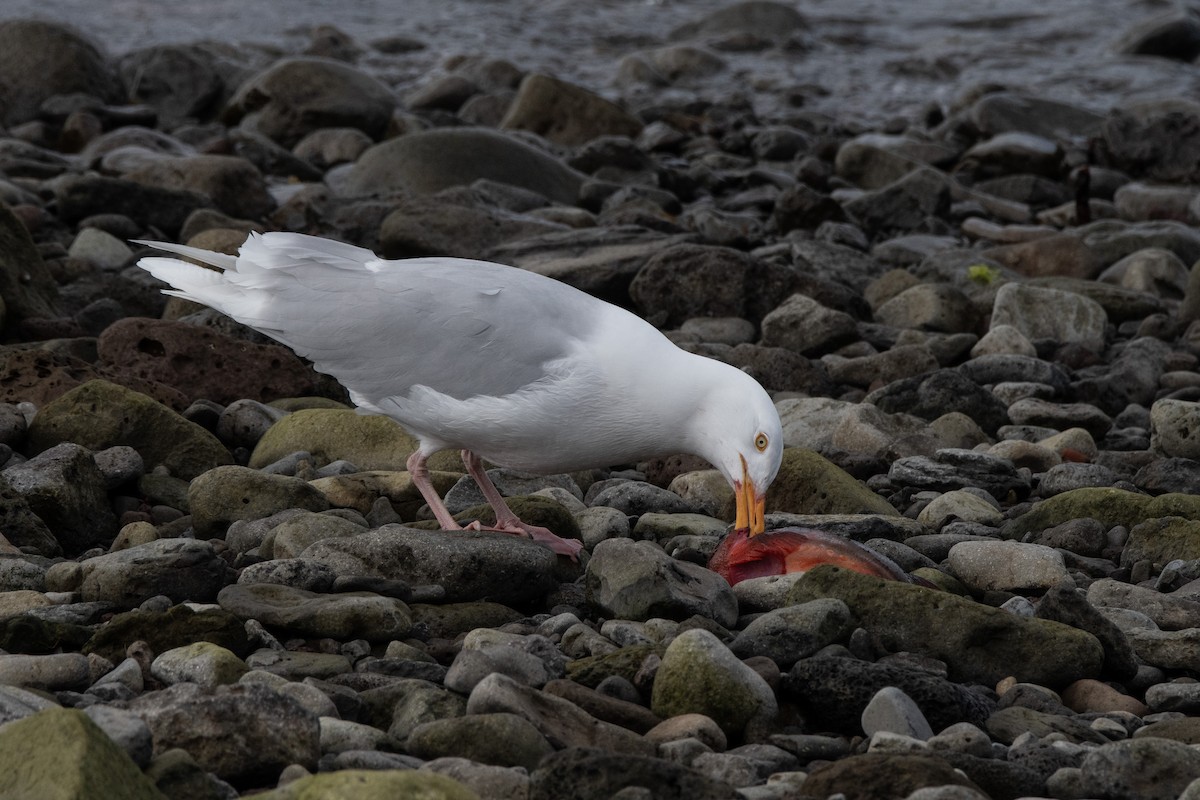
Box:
left=709, top=527, right=932, bottom=587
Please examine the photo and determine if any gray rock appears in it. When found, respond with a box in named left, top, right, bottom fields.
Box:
left=588, top=481, right=697, bottom=516
left=237, top=558, right=338, bottom=592
left=1035, top=583, right=1139, bottom=680
left=585, top=537, right=737, bottom=626
left=77, top=538, right=232, bottom=606
left=217, top=583, right=411, bottom=642
left=216, top=400, right=288, bottom=450
left=842, top=167, right=952, bottom=236
left=0, top=653, right=90, bottom=690
left=959, top=353, right=1070, bottom=392
left=1087, top=578, right=1200, bottom=630
left=468, top=671, right=654, bottom=756
left=151, top=642, right=250, bottom=687
left=1126, top=627, right=1200, bottom=670
left=4, top=442, right=118, bottom=556
left=443, top=468, right=582, bottom=514
left=341, top=127, right=585, bottom=204
left=500, top=72, right=641, bottom=147
left=947, top=541, right=1070, bottom=593
left=874, top=284, right=978, bottom=333
left=118, top=43, right=229, bottom=127
left=888, top=449, right=1029, bottom=501
left=823, top=345, right=940, bottom=390
left=0, top=19, right=123, bottom=126
left=862, top=686, right=935, bottom=741
left=0, top=558, right=46, bottom=591
left=264, top=511, right=366, bottom=560
left=1038, top=462, right=1119, bottom=495
left=1151, top=399, right=1200, bottom=458
left=127, top=155, right=273, bottom=220
left=1145, top=682, right=1200, bottom=713
left=225, top=56, right=396, bottom=146
left=1073, top=737, right=1200, bottom=800
left=868, top=370, right=1010, bottom=435
left=970, top=92, right=1105, bottom=141
left=126, top=681, right=320, bottom=787
left=82, top=705, right=154, bottom=768
left=729, top=598, right=853, bottom=668
left=420, top=758, right=531, bottom=800
left=760, top=293, right=858, bottom=356
left=0, top=707, right=167, bottom=800
left=378, top=189, right=566, bottom=261
left=991, top=282, right=1107, bottom=350
left=632, top=243, right=799, bottom=328
left=444, top=645, right=554, bottom=693
left=835, top=134, right=958, bottom=190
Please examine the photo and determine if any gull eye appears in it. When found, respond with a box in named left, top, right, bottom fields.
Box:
left=754, top=432, right=769, bottom=452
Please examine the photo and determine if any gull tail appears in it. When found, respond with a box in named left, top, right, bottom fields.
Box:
left=136, top=232, right=369, bottom=319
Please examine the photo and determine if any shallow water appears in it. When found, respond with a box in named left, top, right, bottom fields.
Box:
left=8, top=0, right=1197, bottom=125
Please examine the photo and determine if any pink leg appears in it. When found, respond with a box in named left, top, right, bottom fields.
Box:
left=462, top=450, right=584, bottom=559
left=406, top=450, right=464, bottom=531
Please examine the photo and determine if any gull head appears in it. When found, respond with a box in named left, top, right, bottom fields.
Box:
left=690, top=366, right=782, bottom=536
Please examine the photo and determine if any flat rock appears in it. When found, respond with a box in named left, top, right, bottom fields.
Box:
left=947, top=540, right=1070, bottom=592
left=217, top=583, right=411, bottom=641
left=302, top=524, right=559, bottom=605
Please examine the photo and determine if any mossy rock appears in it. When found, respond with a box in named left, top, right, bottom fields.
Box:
left=728, top=448, right=899, bottom=519
left=250, top=769, right=478, bottom=800
left=788, top=565, right=1103, bottom=687
left=0, top=614, right=92, bottom=654
left=1003, top=488, right=1200, bottom=538
left=565, top=643, right=665, bottom=689
left=0, top=708, right=167, bottom=800
left=188, top=465, right=330, bottom=537
left=1123, top=516, right=1200, bottom=568
left=27, top=379, right=231, bottom=480
left=250, top=408, right=460, bottom=472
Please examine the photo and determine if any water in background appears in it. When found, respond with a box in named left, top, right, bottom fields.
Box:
left=6, top=0, right=1195, bottom=125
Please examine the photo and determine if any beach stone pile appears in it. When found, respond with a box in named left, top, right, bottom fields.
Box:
left=1, top=5, right=1200, bottom=800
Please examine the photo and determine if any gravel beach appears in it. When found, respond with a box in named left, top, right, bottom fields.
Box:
left=2, top=2, right=1200, bottom=798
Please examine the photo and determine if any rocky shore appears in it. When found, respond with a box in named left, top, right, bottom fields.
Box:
left=2, top=3, right=1200, bottom=799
